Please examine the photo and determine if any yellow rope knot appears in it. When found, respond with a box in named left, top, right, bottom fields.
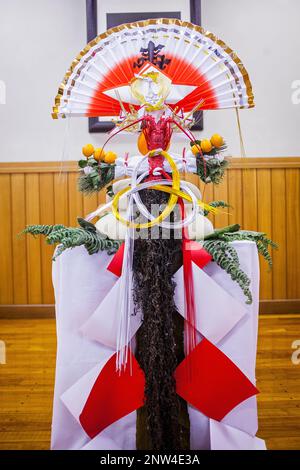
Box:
left=111, top=150, right=216, bottom=229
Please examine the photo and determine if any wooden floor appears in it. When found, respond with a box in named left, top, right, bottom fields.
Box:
left=0, top=315, right=299, bottom=450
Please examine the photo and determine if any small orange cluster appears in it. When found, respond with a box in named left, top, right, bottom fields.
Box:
left=82, top=144, right=117, bottom=164
left=191, top=133, right=224, bottom=155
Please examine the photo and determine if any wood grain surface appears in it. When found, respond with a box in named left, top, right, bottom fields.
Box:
left=0, top=315, right=299, bottom=450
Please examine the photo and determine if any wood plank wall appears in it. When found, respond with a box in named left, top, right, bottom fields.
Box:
left=0, top=158, right=299, bottom=315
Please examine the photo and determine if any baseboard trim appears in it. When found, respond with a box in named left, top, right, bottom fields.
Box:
left=0, top=304, right=55, bottom=319
left=0, top=300, right=300, bottom=319
left=259, top=299, right=300, bottom=315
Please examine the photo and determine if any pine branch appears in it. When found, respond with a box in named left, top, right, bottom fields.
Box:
left=195, top=156, right=228, bottom=184
left=203, top=200, right=231, bottom=216
left=78, top=163, right=115, bottom=194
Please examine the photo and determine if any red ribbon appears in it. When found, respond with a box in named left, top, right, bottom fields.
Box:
left=79, top=350, right=145, bottom=438
left=107, top=238, right=212, bottom=277
left=179, top=199, right=212, bottom=356
left=107, top=242, right=125, bottom=277
left=175, top=338, right=258, bottom=421
left=80, top=337, right=258, bottom=438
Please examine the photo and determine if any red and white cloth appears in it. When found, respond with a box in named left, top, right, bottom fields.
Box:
left=51, top=241, right=266, bottom=450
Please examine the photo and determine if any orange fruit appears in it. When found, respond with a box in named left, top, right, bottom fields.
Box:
left=210, top=133, right=224, bottom=148
left=191, top=144, right=201, bottom=155
left=200, top=139, right=213, bottom=153
left=137, top=132, right=149, bottom=155
left=82, top=143, right=94, bottom=158
left=137, top=132, right=170, bottom=155
left=94, top=147, right=106, bottom=161
left=104, top=151, right=117, bottom=164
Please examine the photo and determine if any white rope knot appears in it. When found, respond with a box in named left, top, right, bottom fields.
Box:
left=152, top=166, right=163, bottom=176
left=85, top=155, right=198, bottom=230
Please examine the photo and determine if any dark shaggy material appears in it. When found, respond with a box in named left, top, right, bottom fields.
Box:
left=133, top=187, right=190, bottom=450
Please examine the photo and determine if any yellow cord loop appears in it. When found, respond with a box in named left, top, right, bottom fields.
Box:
left=111, top=150, right=216, bottom=229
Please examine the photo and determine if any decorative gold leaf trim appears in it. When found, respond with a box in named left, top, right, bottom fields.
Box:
left=52, top=18, right=254, bottom=118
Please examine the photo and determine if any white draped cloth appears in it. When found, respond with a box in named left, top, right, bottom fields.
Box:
left=50, top=240, right=266, bottom=450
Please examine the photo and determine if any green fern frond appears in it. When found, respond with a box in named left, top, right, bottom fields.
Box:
left=218, top=230, right=277, bottom=268
left=22, top=224, right=65, bottom=237
left=202, top=226, right=277, bottom=302
left=203, top=239, right=252, bottom=304
left=23, top=223, right=121, bottom=259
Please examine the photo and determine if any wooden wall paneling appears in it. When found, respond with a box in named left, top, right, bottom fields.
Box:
left=11, top=174, right=28, bottom=304
left=0, top=175, right=13, bottom=304
left=0, top=158, right=299, bottom=311
left=228, top=169, right=243, bottom=227
left=0, top=158, right=299, bottom=174
left=68, top=172, right=83, bottom=225
left=242, top=169, right=258, bottom=231
left=39, top=174, right=55, bottom=304
left=213, top=172, right=229, bottom=228
left=186, top=172, right=200, bottom=187
left=97, top=188, right=106, bottom=206
left=271, top=169, right=287, bottom=299
left=257, top=169, right=273, bottom=299
left=199, top=181, right=215, bottom=225
left=285, top=169, right=300, bottom=299
left=83, top=193, right=98, bottom=219
left=25, top=174, right=42, bottom=304
left=53, top=173, right=69, bottom=225
left=200, top=181, right=214, bottom=204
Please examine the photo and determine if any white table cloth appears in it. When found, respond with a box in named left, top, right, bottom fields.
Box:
left=50, top=240, right=266, bottom=450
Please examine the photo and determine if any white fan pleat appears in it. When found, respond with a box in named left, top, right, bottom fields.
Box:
left=54, top=19, right=253, bottom=118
